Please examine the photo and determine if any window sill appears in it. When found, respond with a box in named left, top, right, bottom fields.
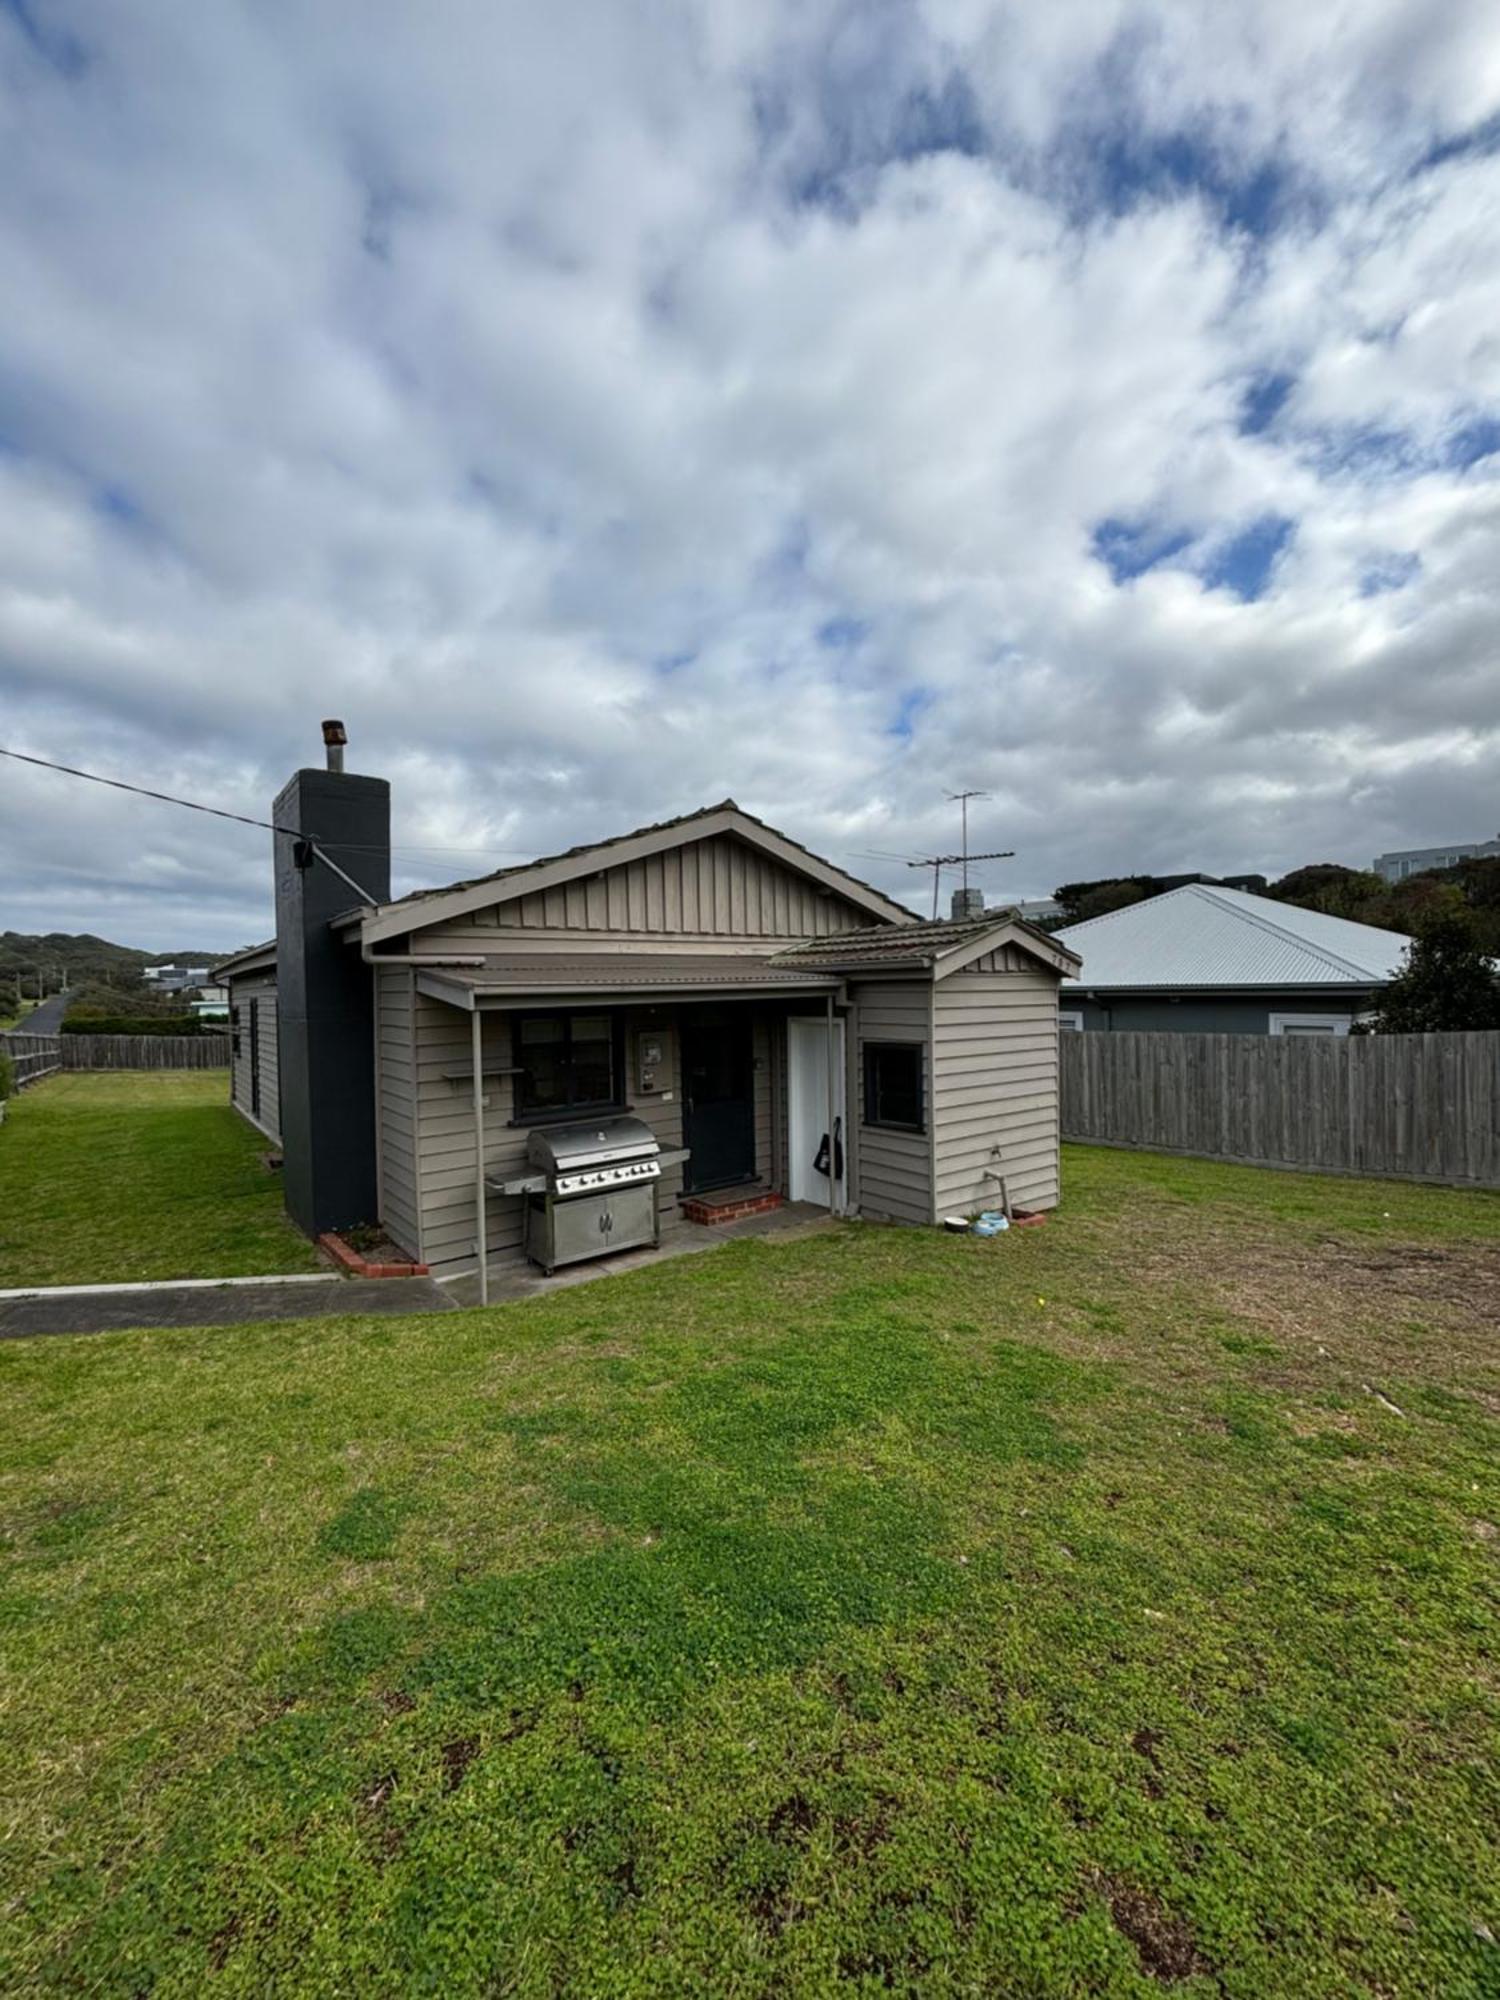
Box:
left=863, top=1120, right=926, bottom=1137
left=507, top=1102, right=632, bottom=1130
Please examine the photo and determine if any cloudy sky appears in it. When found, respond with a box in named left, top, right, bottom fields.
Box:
left=3, top=1, right=1499, bottom=950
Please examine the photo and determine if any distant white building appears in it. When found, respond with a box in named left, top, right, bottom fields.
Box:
left=1373, top=836, right=1500, bottom=883
left=144, top=964, right=212, bottom=993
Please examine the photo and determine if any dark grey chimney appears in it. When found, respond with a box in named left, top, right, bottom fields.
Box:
left=274, top=727, right=389, bottom=1237
left=950, top=886, right=985, bottom=921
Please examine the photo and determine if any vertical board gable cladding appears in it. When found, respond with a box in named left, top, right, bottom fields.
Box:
left=932, top=961, right=1062, bottom=1214
left=409, top=834, right=876, bottom=950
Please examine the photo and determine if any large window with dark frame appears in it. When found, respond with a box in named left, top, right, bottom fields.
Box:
left=513, top=1011, right=623, bottom=1119
left=863, top=1041, right=925, bottom=1134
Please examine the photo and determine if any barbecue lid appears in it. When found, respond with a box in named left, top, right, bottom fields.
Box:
left=527, top=1113, right=658, bottom=1174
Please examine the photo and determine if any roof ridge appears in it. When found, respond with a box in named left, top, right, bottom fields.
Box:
left=1190, top=883, right=1384, bottom=980
left=1053, top=882, right=1201, bottom=936
left=372, top=797, right=909, bottom=925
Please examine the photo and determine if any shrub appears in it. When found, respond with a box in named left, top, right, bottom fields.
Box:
left=1370, top=912, right=1500, bottom=1033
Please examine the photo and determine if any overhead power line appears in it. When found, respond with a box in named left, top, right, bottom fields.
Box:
left=2, top=745, right=291, bottom=836
left=2, top=743, right=942, bottom=910
left=0, top=746, right=547, bottom=863
left=0, top=744, right=381, bottom=905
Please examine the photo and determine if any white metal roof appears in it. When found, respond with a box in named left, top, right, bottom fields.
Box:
left=1056, top=884, right=1412, bottom=991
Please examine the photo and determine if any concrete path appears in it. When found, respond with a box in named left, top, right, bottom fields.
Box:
left=0, top=1275, right=456, bottom=1340
left=443, top=1200, right=835, bottom=1307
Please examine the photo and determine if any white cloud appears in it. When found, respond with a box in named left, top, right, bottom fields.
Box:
left=1, top=0, right=1499, bottom=949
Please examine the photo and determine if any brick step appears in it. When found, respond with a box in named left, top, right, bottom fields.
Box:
left=680, top=1189, right=785, bottom=1226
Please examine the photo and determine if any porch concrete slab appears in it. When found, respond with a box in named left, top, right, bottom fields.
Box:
left=443, top=1199, right=836, bottom=1308
left=0, top=1275, right=457, bottom=1340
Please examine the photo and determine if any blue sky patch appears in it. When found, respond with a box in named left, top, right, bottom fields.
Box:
left=0, top=0, right=87, bottom=77
left=1203, top=514, right=1294, bottom=599
left=1446, top=414, right=1500, bottom=468
left=1093, top=515, right=1194, bottom=584
left=1239, top=369, right=1296, bottom=436
left=1086, top=125, right=1303, bottom=236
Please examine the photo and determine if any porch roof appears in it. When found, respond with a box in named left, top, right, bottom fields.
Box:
left=413, top=952, right=843, bottom=1011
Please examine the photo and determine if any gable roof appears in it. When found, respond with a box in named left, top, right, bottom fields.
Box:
left=1055, top=883, right=1412, bottom=991
left=357, top=800, right=915, bottom=946
left=212, top=939, right=277, bottom=981
left=776, top=910, right=1081, bottom=980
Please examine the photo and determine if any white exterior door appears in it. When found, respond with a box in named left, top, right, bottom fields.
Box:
left=788, top=1016, right=846, bottom=1209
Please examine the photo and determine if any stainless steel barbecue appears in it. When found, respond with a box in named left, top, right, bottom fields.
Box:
left=496, top=1114, right=689, bottom=1274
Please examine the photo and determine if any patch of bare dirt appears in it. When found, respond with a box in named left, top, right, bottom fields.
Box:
left=1094, top=1872, right=1205, bottom=1983
left=1072, top=1206, right=1500, bottom=1399
left=441, top=1735, right=480, bottom=1793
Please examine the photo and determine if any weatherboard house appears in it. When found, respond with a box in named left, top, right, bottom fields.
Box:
left=1053, top=883, right=1412, bottom=1035
left=214, top=734, right=1080, bottom=1291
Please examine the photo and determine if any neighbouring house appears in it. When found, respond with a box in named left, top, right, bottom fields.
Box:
left=214, top=730, right=1080, bottom=1290
left=143, top=963, right=212, bottom=993
left=1054, top=882, right=1411, bottom=1035
left=1372, top=834, right=1500, bottom=882
left=188, top=982, right=230, bottom=1020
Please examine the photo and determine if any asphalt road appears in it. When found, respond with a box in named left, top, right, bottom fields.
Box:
left=10, top=991, right=69, bottom=1034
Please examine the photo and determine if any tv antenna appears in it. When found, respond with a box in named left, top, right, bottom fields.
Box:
left=906, top=792, right=1013, bottom=919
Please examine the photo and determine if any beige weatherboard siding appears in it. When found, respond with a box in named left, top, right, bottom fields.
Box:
left=373, top=966, right=421, bottom=1262
left=226, top=971, right=280, bottom=1145
left=407, top=994, right=787, bottom=1280
left=850, top=980, right=935, bottom=1225
left=932, top=950, right=1063, bottom=1216
left=297, top=800, right=1077, bottom=1279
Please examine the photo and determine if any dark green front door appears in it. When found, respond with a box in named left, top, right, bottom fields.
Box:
left=681, top=1014, right=755, bottom=1191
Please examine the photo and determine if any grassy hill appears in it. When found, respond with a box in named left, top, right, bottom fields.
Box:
left=0, top=931, right=236, bottom=996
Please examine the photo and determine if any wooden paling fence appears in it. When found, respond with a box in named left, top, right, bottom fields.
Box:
left=60, top=1034, right=231, bottom=1071
left=0, top=1030, right=230, bottom=1081
left=1, top=1032, right=63, bottom=1088
left=1061, top=1030, right=1500, bottom=1189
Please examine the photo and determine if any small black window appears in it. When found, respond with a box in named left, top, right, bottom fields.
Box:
left=514, top=1011, right=623, bottom=1119
left=864, top=1041, right=924, bottom=1134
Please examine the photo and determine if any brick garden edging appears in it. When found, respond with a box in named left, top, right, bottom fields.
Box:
left=318, top=1232, right=429, bottom=1279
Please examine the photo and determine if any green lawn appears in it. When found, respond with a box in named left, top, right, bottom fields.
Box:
left=3, top=1149, right=1499, bottom=1996
left=0, top=1072, right=321, bottom=1287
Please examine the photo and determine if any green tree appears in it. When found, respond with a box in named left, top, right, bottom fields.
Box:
left=1370, top=913, right=1500, bottom=1033
left=1052, top=878, right=1150, bottom=924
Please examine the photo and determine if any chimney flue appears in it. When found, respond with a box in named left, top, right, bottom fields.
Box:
left=321, top=718, right=347, bottom=773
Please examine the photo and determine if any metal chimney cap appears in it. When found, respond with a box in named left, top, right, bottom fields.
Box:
left=320, top=719, right=348, bottom=746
